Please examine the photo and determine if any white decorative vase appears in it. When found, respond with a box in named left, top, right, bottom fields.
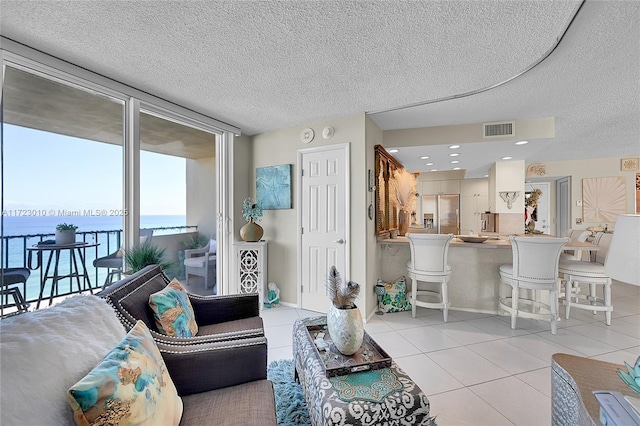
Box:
left=55, top=230, right=76, bottom=245
left=327, top=303, right=364, bottom=356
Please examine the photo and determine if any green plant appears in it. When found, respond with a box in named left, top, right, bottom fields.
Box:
left=182, top=234, right=208, bottom=250
left=56, top=223, right=78, bottom=231
left=242, top=197, right=263, bottom=222
left=124, top=244, right=174, bottom=273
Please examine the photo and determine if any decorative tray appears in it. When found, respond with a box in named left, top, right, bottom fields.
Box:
left=304, top=319, right=392, bottom=377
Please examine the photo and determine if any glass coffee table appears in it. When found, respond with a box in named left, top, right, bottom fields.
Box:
left=292, top=316, right=436, bottom=426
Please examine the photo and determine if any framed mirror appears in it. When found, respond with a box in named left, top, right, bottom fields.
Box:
left=375, top=145, right=402, bottom=238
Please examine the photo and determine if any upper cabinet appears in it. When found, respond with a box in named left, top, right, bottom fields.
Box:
left=421, top=179, right=460, bottom=195
left=461, top=178, right=488, bottom=198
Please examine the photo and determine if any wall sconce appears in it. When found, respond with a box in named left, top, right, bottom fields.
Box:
left=499, top=191, right=520, bottom=209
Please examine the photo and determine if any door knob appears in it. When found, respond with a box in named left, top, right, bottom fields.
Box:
left=332, top=239, right=345, bottom=244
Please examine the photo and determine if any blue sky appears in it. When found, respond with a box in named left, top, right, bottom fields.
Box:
left=3, top=124, right=186, bottom=215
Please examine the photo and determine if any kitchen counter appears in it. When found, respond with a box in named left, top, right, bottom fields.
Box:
left=377, top=236, right=596, bottom=314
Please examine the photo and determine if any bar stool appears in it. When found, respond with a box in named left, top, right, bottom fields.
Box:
left=406, top=233, right=453, bottom=321
left=559, top=232, right=614, bottom=325
left=499, top=236, right=569, bottom=334
left=560, top=229, right=592, bottom=262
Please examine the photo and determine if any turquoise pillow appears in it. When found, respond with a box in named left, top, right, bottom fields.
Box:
left=67, top=320, right=183, bottom=425
left=149, top=279, right=198, bottom=337
left=378, top=277, right=412, bottom=313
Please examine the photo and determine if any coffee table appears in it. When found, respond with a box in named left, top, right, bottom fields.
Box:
left=293, top=316, right=435, bottom=426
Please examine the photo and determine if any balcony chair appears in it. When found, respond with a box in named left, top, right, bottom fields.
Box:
left=559, top=231, right=614, bottom=325
left=93, top=229, right=153, bottom=288
left=499, top=236, right=569, bottom=334
left=0, top=267, right=31, bottom=317
left=184, top=237, right=217, bottom=291
left=406, top=233, right=454, bottom=321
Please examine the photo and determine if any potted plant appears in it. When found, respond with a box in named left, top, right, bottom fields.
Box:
left=325, top=266, right=363, bottom=355
left=124, top=244, right=174, bottom=274
left=240, top=197, right=264, bottom=242
left=55, top=223, right=78, bottom=245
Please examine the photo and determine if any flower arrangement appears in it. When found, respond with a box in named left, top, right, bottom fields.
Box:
left=242, top=197, right=263, bottom=222
left=389, top=168, right=417, bottom=212
left=525, top=189, right=542, bottom=208
left=326, top=266, right=360, bottom=309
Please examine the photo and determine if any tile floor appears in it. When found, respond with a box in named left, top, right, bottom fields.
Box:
left=259, top=282, right=640, bottom=426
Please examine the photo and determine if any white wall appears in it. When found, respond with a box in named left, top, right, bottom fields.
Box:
left=538, top=157, right=637, bottom=230
left=249, top=114, right=367, bottom=307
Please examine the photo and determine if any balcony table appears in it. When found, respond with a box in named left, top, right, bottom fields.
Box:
left=27, top=242, right=98, bottom=308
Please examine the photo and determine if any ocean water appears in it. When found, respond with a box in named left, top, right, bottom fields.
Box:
left=1, top=215, right=187, bottom=302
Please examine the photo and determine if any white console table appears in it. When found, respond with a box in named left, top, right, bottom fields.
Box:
left=234, top=241, right=268, bottom=307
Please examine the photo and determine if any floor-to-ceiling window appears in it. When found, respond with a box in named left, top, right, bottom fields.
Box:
left=1, top=43, right=235, bottom=312
left=1, top=64, right=126, bottom=304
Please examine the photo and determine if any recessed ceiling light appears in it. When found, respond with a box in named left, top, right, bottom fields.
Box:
left=453, top=167, right=461, bottom=170
left=420, top=156, right=430, bottom=159
left=502, top=156, right=512, bottom=160
left=430, top=169, right=438, bottom=172
left=484, top=174, right=489, bottom=177
left=449, top=153, right=459, bottom=157
left=449, top=145, right=460, bottom=149
left=425, top=162, right=434, bottom=166
left=389, top=149, right=399, bottom=153
left=515, top=140, right=529, bottom=145
left=451, top=160, right=459, bottom=164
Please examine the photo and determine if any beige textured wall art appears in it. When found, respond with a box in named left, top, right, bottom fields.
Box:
left=582, top=177, right=626, bottom=222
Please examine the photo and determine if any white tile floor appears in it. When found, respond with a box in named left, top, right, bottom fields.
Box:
left=260, top=282, right=640, bottom=426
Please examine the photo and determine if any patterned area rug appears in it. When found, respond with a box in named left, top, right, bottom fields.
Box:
left=267, top=359, right=312, bottom=426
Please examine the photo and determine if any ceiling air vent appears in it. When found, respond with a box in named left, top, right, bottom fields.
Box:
left=483, top=121, right=515, bottom=138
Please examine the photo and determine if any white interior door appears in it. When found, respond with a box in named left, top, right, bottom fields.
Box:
left=299, top=144, right=350, bottom=313
left=557, top=177, right=570, bottom=237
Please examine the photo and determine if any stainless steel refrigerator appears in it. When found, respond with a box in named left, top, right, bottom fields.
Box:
left=422, top=194, right=460, bottom=234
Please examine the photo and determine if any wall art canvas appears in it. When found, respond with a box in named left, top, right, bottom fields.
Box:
left=256, top=164, right=292, bottom=210
left=582, top=176, right=626, bottom=222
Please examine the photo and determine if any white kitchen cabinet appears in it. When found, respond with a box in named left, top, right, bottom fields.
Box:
left=440, top=179, right=460, bottom=194
left=422, top=181, right=440, bottom=195
left=234, top=241, right=268, bottom=308
left=421, top=179, right=461, bottom=195
left=460, top=179, right=489, bottom=232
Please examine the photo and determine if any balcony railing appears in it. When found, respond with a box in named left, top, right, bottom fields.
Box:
left=1, top=226, right=196, bottom=310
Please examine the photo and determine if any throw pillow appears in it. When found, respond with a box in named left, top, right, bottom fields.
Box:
left=148, top=278, right=198, bottom=337
left=209, top=239, right=217, bottom=253
left=67, top=320, right=183, bottom=426
left=378, top=277, right=412, bottom=313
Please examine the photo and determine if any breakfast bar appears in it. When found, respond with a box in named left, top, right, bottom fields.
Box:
left=378, top=236, right=598, bottom=315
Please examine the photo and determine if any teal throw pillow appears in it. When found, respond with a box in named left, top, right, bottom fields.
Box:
left=149, top=278, right=198, bottom=338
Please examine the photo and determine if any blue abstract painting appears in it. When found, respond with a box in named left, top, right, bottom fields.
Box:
left=256, top=164, right=292, bottom=210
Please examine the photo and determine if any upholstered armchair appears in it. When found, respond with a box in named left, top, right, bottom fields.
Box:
left=98, top=264, right=267, bottom=395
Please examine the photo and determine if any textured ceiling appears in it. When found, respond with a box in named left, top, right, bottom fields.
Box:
left=1, top=0, right=638, bottom=176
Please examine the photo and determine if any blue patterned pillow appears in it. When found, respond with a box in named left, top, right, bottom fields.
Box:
left=149, top=279, right=198, bottom=337
left=67, top=320, right=183, bottom=425
left=378, top=277, right=412, bottom=313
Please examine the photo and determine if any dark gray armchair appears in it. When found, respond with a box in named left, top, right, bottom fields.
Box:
left=98, top=265, right=268, bottom=397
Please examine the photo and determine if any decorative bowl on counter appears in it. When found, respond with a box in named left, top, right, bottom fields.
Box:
left=457, top=235, right=490, bottom=243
